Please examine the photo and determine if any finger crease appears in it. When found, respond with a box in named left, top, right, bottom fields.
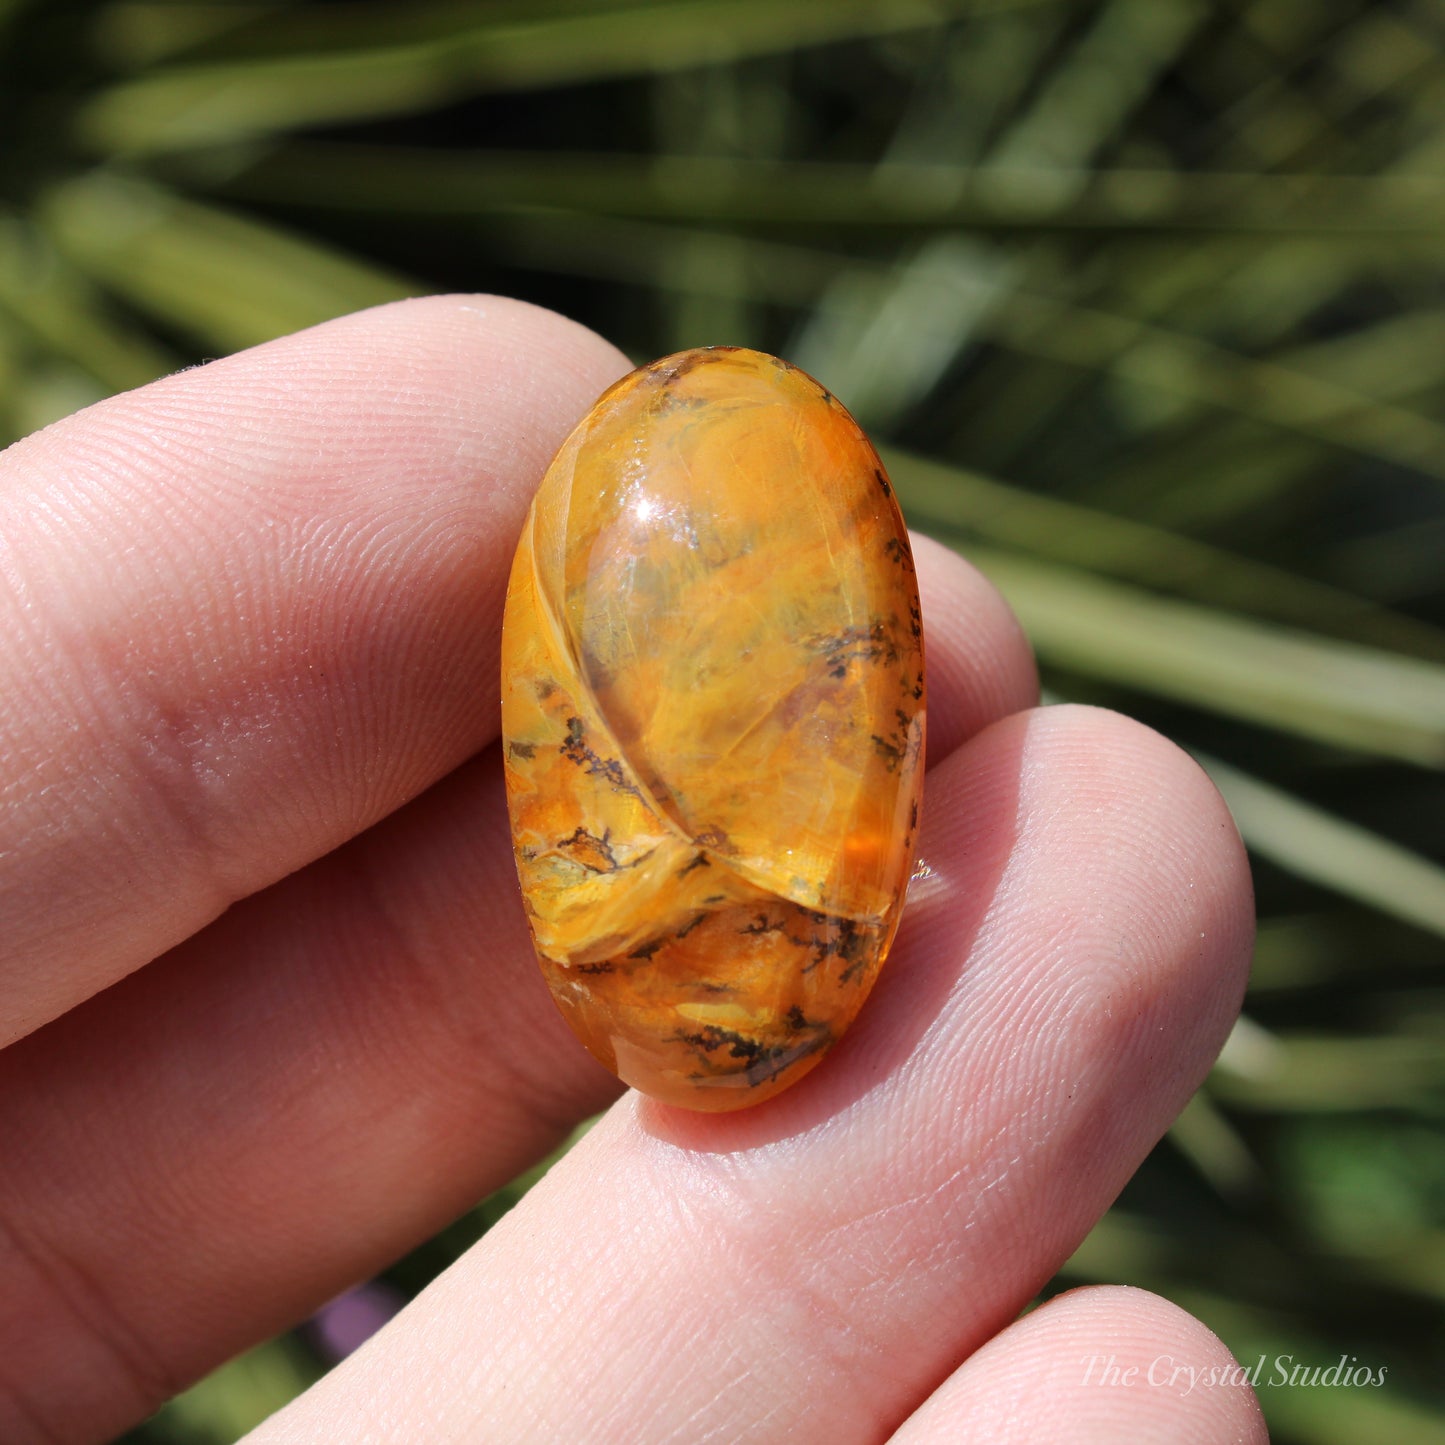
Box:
left=0, top=1206, right=180, bottom=1431
left=331, top=837, right=594, bottom=1145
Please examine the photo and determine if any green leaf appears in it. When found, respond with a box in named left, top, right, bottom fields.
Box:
left=1200, top=754, right=1445, bottom=941
left=885, top=448, right=1445, bottom=661
left=966, top=546, right=1445, bottom=767
left=1167, top=1089, right=1263, bottom=1198
left=80, top=0, right=1056, bottom=153
left=193, top=137, right=1445, bottom=230
left=1212, top=1033, right=1445, bottom=1111
left=0, top=216, right=179, bottom=393
left=978, top=284, right=1445, bottom=495
left=38, top=173, right=417, bottom=351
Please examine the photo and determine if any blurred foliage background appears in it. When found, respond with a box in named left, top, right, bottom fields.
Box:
left=1, top=0, right=1441, bottom=1441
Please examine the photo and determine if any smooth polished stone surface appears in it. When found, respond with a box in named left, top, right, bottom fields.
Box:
left=501, top=347, right=925, bottom=1110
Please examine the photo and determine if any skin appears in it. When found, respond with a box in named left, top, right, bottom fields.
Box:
left=0, top=296, right=1267, bottom=1444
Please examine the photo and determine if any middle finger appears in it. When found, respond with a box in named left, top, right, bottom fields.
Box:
left=248, top=704, right=1255, bottom=1442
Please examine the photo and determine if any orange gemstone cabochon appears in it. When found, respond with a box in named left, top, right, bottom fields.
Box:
left=501, top=347, right=925, bottom=1110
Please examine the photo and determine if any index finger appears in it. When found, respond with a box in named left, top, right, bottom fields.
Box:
left=0, top=295, right=629, bottom=1044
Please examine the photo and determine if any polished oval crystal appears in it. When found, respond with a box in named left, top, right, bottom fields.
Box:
left=501, top=347, right=925, bottom=1110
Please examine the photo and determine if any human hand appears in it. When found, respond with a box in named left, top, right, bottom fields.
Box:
left=0, top=297, right=1264, bottom=1443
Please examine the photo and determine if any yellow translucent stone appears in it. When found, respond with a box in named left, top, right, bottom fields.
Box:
left=501, top=347, right=925, bottom=1110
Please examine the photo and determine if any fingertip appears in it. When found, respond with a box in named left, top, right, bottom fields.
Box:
left=835, top=701, right=1255, bottom=1304
left=893, top=1283, right=1268, bottom=1444
left=1026, top=703, right=1256, bottom=1025
left=15, top=292, right=631, bottom=484
left=910, top=532, right=1038, bottom=763
left=0, top=292, right=631, bottom=1042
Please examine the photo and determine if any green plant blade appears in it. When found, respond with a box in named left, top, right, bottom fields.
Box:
left=37, top=173, right=417, bottom=351
left=1212, top=1033, right=1445, bottom=1111
left=0, top=217, right=179, bottom=393
left=200, top=143, right=1445, bottom=232
left=1200, top=754, right=1445, bottom=941
left=80, top=0, right=1056, bottom=153
left=969, top=547, right=1445, bottom=767
left=885, top=447, right=1445, bottom=661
